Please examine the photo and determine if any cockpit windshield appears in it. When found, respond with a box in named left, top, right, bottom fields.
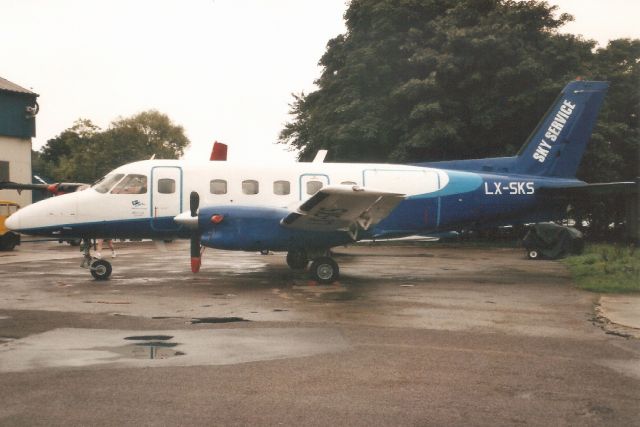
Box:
left=111, top=174, right=148, bottom=194
left=93, top=174, right=125, bottom=194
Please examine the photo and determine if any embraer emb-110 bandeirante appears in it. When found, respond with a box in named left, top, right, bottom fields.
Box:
left=7, top=80, right=621, bottom=282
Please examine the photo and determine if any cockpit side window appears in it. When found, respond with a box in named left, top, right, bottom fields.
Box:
left=111, top=174, right=148, bottom=194
left=93, top=174, right=125, bottom=194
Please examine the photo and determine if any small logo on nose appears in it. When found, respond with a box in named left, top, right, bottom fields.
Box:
left=132, top=200, right=146, bottom=208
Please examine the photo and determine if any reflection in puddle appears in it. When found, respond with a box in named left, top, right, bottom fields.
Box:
left=101, top=342, right=184, bottom=360
left=122, top=335, right=183, bottom=359
left=191, top=317, right=249, bottom=324
left=125, top=335, right=173, bottom=341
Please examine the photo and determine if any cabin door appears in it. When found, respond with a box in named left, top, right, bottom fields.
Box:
left=150, top=166, right=183, bottom=231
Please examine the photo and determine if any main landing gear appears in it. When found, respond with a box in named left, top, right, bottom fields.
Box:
left=80, top=239, right=112, bottom=281
left=286, top=249, right=340, bottom=284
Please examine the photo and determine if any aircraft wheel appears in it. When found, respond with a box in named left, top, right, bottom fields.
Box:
left=309, top=257, right=339, bottom=284
left=286, top=250, right=308, bottom=270
left=527, top=249, right=540, bottom=260
left=91, top=259, right=112, bottom=280
left=0, top=232, right=18, bottom=251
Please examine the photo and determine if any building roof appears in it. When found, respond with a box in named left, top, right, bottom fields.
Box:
left=0, top=76, right=38, bottom=96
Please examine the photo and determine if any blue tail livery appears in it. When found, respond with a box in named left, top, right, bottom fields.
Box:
left=416, top=80, right=609, bottom=178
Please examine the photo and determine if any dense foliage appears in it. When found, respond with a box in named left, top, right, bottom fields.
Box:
left=280, top=0, right=639, bottom=185
left=34, top=111, right=189, bottom=183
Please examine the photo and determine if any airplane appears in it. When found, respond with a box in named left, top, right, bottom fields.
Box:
left=0, top=180, right=88, bottom=196
left=5, top=80, right=628, bottom=283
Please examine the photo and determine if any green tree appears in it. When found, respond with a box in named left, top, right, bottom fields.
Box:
left=35, top=111, right=189, bottom=183
left=579, top=38, right=640, bottom=183
left=107, top=110, right=190, bottom=161
left=279, top=0, right=635, bottom=176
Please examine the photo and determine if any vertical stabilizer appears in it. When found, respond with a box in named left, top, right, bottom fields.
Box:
left=515, top=80, right=608, bottom=177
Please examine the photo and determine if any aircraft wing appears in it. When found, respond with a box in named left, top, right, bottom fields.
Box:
left=281, top=185, right=405, bottom=235
left=538, top=181, right=637, bottom=200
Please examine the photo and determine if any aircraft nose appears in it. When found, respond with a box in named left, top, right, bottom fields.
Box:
left=4, top=212, right=20, bottom=231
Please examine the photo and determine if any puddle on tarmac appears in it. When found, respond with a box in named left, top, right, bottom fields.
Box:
left=0, top=328, right=350, bottom=371
left=191, top=317, right=249, bottom=324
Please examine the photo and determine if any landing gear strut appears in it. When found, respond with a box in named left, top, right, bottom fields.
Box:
left=80, top=239, right=112, bottom=281
left=286, top=250, right=309, bottom=270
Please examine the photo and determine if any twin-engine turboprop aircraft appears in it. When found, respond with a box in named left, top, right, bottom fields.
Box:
left=6, top=80, right=617, bottom=282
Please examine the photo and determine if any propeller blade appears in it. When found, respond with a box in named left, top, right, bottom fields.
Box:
left=190, top=234, right=201, bottom=273
left=190, top=191, right=200, bottom=217
left=188, top=191, right=201, bottom=272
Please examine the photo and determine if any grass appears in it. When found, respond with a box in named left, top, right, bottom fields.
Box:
left=563, top=244, right=640, bottom=293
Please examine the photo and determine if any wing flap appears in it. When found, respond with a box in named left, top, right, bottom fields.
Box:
left=282, top=185, right=405, bottom=233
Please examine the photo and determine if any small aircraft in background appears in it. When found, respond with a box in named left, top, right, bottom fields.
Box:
left=6, top=80, right=631, bottom=282
left=0, top=179, right=88, bottom=196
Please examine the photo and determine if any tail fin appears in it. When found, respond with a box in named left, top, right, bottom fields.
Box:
left=514, top=80, right=609, bottom=178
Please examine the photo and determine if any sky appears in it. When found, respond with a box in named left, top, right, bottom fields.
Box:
left=1, top=0, right=638, bottom=163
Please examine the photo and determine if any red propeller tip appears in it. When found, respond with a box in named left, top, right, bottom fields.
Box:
left=191, top=257, right=201, bottom=273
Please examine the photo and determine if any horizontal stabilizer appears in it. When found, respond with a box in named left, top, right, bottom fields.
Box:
left=539, top=180, right=638, bottom=200
left=281, top=185, right=405, bottom=234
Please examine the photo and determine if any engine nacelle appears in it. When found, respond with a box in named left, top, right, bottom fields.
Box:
left=198, top=205, right=352, bottom=251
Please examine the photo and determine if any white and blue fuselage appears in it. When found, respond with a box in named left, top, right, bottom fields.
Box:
left=6, top=158, right=577, bottom=251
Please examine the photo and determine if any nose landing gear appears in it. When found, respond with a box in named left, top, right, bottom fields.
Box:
left=80, top=239, right=112, bottom=281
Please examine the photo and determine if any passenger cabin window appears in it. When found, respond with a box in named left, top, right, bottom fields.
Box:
left=306, top=180, right=323, bottom=195
left=242, top=180, right=259, bottom=195
left=341, top=181, right=357, bottom=185
left=93, top=174, right=125, bottom=194
left=157, top=178, right=175, bottom=194
left=111, top=174, right=147, bottom=194
left=273, top=180, right=290, bottom=195
left=210, top=179, right=227, bottom=195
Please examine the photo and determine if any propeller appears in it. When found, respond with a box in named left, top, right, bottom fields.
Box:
left=189, top=191, right=201, bottom=273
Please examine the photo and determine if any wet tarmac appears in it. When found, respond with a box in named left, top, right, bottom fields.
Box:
left=0, top=240, right=639, bottom=426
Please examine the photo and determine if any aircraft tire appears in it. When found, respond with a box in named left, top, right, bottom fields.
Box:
left=527, top=249, right=540, bottom=260
left=90, top=259, right=112, bottom=280
left=286, top=250, right=308, bottom=270
left=310, top=257, right=339, bottom=284
left=0, top=232, right=18, bottom=251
